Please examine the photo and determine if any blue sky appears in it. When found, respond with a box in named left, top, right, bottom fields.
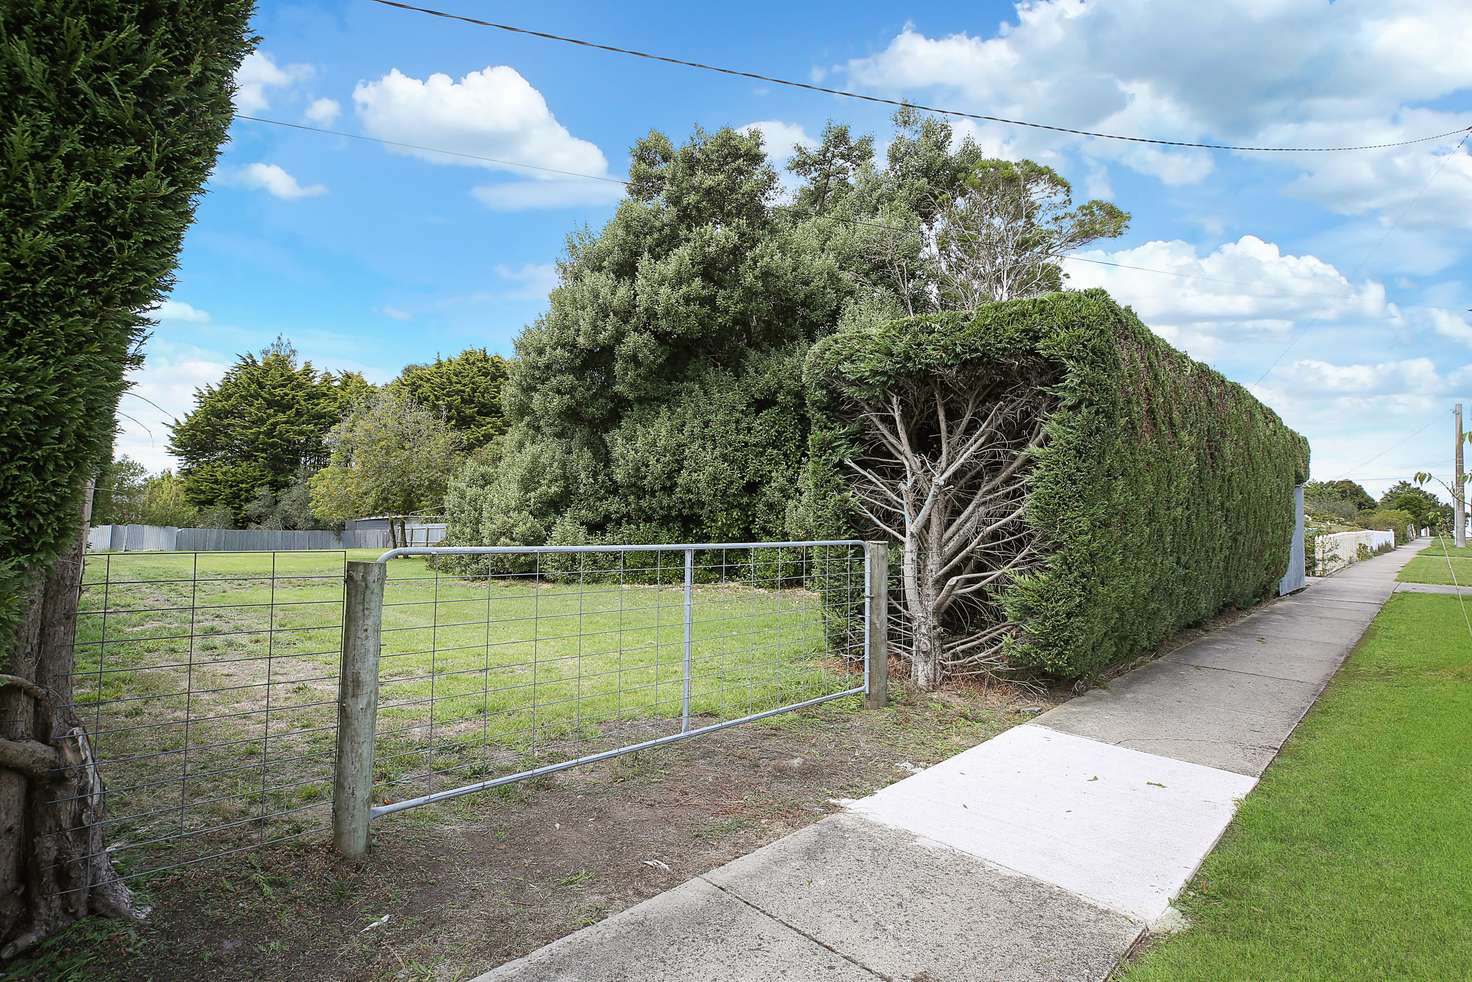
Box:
left=125, top=0, right=1472, bottom=502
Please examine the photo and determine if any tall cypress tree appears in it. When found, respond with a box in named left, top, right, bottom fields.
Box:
left=169, top=339, right=359, bottom=525
left=0, top=0, right=253, bottom=953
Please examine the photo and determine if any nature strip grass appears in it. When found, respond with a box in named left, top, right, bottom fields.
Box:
left=1395, top=553, right=1472, bottom=586
left=1124, top=591, right=1472, bottom=980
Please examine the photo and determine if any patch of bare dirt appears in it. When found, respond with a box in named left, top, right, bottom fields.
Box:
left=8, top=683, right=1057, bottom=982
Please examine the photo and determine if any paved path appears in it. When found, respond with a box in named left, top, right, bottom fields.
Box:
left=476, top=543, right=1424, bottom=982
left=1395, top=580, right=1472, bottom=595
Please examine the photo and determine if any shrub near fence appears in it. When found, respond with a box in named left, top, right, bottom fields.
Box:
left=1356, top=508, right=1415, bottom=546
left=805, top=289, right=1310, bottom=680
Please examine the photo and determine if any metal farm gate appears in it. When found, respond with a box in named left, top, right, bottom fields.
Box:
left=67, top=540, right=886, bottom=889
left=331, top=540, right=888, bottom=856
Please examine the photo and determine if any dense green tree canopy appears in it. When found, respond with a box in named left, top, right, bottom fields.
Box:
left=309, top=388, right=464, bottom=524
left=457, top=125, right=853, bottom=547
left=243, top=474, right=321, bottom=530
left=446, top=111, right=1133, bottom=549
left=1305, top=479, right=1376, bottom=512
left=393, top=347, right=509, bottom=451
left=0, top=0, right=255, bottom=951
left=92, top=458, right=205, bottom=528
left=1380, top=481, right=1450, bottom=531
left=91, top=457, right=150, bottom=525
left=169, top=339, right=361, bottom=525
left=135, top=471, right=201, bottom=528
left=0, top=0, right=252, bottom=632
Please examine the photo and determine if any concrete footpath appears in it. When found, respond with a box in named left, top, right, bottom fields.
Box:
left=477, top=543, right=1423, bottom=982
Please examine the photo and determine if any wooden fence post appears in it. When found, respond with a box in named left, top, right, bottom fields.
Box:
left=865, top=541, right=889, bottom=710
left=334, top=560, right=385, bottom=860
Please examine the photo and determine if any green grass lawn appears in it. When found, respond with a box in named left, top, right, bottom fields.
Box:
left=1395, top=551, right=1472, bottom=585
left=1124, top=592, right=1472, bottom=980
left=1408, top=539, right=1472, bottom=558
left=75, top=547, right=862, bottom=877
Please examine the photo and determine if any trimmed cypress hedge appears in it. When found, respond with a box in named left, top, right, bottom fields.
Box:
left=804, top=289, right=1309, bottom=679
left=0, top=1, right=253, bottom=640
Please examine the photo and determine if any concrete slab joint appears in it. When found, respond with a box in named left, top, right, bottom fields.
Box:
left=475, top=543, right=1426, bottom=982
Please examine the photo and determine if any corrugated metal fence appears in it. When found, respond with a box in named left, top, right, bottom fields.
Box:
left=1278, top=485, right=1306, bottom=595
left=87, top=523, right=448, bottom=552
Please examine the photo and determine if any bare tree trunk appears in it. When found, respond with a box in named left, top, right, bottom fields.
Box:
left=901, top=532, right=943, bottom=688
left=0, top=484, right=139, bottom=959
left=847, top=379, right=1047, bottom=690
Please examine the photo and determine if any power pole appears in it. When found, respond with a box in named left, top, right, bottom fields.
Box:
left=1457, top=403, right=1466, bottom=548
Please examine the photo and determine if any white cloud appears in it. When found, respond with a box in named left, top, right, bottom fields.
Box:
left=353, top=66, right=624, bottom=210
left=304, top=97, right=342, bottom=126
left=1246, top=355, right=1472, bottom=491
left=1065, top=235, right=1400, bottom=361
left=1276, top=111, right=1472, bottom=228
left=742, top=120, right=817, bottom=163
left=1082, top=162, right=1113, bottom=202
left=380, top=307, right=411, bottom=321
left=1413, top=307, right=1472, bottom=346
left=147, top=300, right=211, bottom=324
left=1284, top=357, right=1446, bottom=396
left=840, top=1, right=1472, bottom=199
left=233, top=51, right=312, bottom=114
left=495, top=262, right=559, bottom=300
left=353, top=66, right=608, bottom=173
left=740, top=120, right=820, bottom=199
left=229, top=162, right=328, bottom=200
left=114, top=349, right=231, bottom=473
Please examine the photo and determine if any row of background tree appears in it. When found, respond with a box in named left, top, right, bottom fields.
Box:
left=99, top=108, right=1130, bottom=539
left=446, top=110, right=1129, bottom=550
left=1304, top=479, right=1451, bottom=539
left=93, top=340, right=508, bottom=530
left=97, top=113, right=1457, bottom=553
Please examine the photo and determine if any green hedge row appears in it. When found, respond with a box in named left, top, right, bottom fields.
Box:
left=0, top=1, right=252, bottom=641
left=804, top=289, right=1309, bottom=679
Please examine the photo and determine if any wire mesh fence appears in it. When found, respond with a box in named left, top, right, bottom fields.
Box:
left=69, top=550, right=348, bottom=882
left=365, top=542, right=871, bottom=817
left=64, top=541, right=886, bottom=879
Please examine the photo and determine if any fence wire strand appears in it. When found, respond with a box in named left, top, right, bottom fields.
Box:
left=61, top=541, right=879, bottom=887
left=369, top=543, right=867, bottom=816
left=62, top=550, right=348, bottom=887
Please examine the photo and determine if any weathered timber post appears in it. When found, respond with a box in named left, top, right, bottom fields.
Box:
left=864, top=541, right=889, bottom=710
left=334, top=560, right=385, bottom=860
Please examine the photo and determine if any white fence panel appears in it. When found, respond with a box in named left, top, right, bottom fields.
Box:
left=1313, top=529, right=1395, bottom=576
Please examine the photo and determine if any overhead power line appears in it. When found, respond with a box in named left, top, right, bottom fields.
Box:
left=1253, top=127, right=1472, bottom=384
left=1334, top=418, right=1438, bottom=480
left=238, top=114, right=1363, bottom=307
left=368, top=0, right=1471, bottom=154
left=239, top=111, right=1461, bottom=388
left=234, top=114, right=1405, bottom=312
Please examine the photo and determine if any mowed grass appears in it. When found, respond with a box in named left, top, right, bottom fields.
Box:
left=1395, top=548, right=1472, bottom=585
left=1410, top=539, right=1472, bottom=558
left=1125, top=592, right=1472, bottom=981
left=75, top=548, right=861, bottom=876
